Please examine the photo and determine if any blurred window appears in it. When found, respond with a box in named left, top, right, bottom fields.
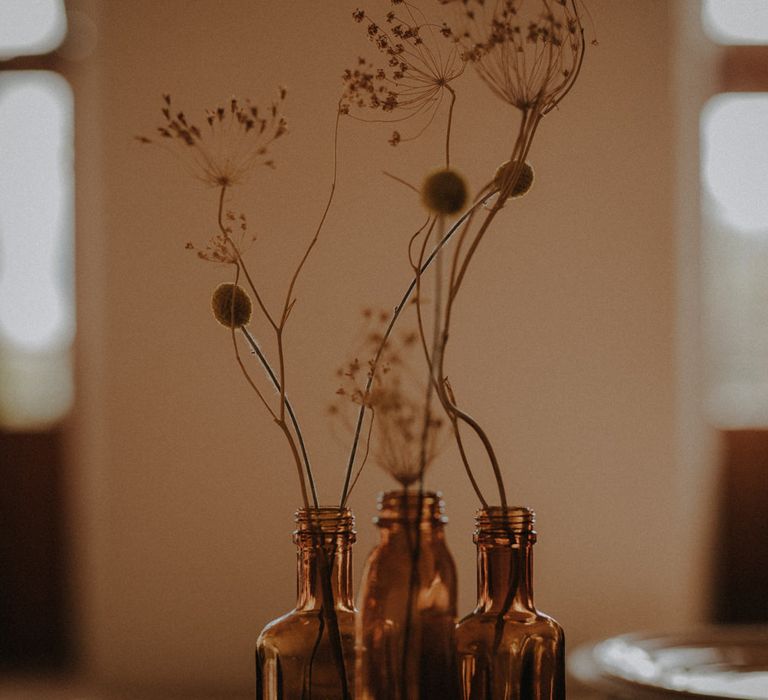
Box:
left=0, top=0, right=67, bottom=60
left=701, top=3, right=768, bottom=428
left=701, top=95, right=768, bottom=427
left=701, top=0, right=768, bottom=626
left=702, top=0, right=768, bottom=45
left=0, top=1, right=73, bottom=429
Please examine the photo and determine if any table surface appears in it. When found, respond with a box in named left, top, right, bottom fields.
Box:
left=0, top=674, right=607, bottom=699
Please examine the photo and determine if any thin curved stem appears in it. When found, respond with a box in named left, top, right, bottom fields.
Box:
left=344, top=408, right=376, bottom=502
left=437, top=200, right=508, bottom=507
left=270, top=412, right=308, bottom=511
left=240, top=327, right=319, bottom=509
left=412, top=223, right=489, bottom=508
left=444, top=85, right=456, bottom=168
left=449, top=113, right=542, bottom=303
left=275, top=104, right=341, bottom=433
left=434, top=112, right=545, bottom=507
left=280, top=103, right=343, bottom=326
left=228, top=291, right=277, bottom=421
left=230, top=335, right=274, bottom=420
left=316, top=545, right=351, bottom=700
left=447, top=414, right=489, bottom=509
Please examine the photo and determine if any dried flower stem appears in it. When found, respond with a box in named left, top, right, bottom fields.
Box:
left=429, top=111, right=545, bottom=508
left=400, top=210, right=447, bottom=693
left=217, top=187, right=278, bottom=331
left=400, top=483, right=424, bottom=694
left=426, top=0, right=588, bottom=502
left=214, top=106, right=344, bottom=508
left=219, top=107, right=349, bottom=694
left=444, top=85, right=456, bottom=168
left=339, top=196, right=493, bottom=508
left=279, top=102, right=344, bottom=414
left=226, top=269, right=278, bottom=421
left=239, top=327, right=317, bottom=507
left=214, top=190, right=316, bottom=508
left=413, top=216, right=489, bottom=508
left=316, top=545, right=352, bottom=700
left=343, top=408, right=376, bottom=501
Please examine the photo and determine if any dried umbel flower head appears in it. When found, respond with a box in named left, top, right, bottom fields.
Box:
left=211, top=283, right=252, bottom=328
left=493, top=160, right=534, bottom=197
left=343, top=2, right=464, bottom=145
left=421, top=168, right=468, bottom=214
left=331, top=313, right=444, bottom=487
left=440, top=0, right=585, bottom=114
left=137, top=90, right=288, bottom=187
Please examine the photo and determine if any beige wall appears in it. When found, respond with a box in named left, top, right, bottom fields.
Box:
left=68, top=0, right=717, bottom=693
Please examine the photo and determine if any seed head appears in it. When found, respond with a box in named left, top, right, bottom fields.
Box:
left=493, top=160, right=534, bottom=197
left=211, top=283, right=252, bottom=328
left=421, top=168, right=468, bottom=215
left=342, top=4, right=464, bottom=146
left=440, top=0, right=586, bottom=114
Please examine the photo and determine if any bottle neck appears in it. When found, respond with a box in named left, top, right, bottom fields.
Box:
left=374, top=489, right=448, bottom=542
left=474, top=506, right=536, bottom=614
left=477, top=539, right=535, bottom=613
left=293, top=507, right=355, bottom=612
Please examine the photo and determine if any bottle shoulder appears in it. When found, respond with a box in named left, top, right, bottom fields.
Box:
left=255, top=608, right=301, bottom=647
left=456, top=608, right=564, bottom=640
left=256, top=608, right=355, bottom=650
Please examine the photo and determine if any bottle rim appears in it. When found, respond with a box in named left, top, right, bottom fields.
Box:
left=474, top=506, right=536, bottom=542
left=293, top=506, right=356, bottom=542
left=374, top=489, right=448, bottom=525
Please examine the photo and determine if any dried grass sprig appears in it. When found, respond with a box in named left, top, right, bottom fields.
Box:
left=331, top=314, right=445, bottom=488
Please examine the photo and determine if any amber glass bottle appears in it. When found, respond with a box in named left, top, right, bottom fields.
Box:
left=455, top=507, right=565, bottom=700
left=356, top=490, right=459, bottom=700
left=256, top=507, right=356, bottom=700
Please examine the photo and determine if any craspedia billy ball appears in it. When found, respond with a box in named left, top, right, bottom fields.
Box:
left=211, top=283, right=252, bottom=328
left=421, top=168, right=468, bottom=215
left=493, top=160, right=534, bottom=198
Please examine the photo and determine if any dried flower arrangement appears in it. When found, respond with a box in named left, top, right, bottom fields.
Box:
left=333, top=0, right=587, bottom=509
left=140, top=1, right=589, bottom=697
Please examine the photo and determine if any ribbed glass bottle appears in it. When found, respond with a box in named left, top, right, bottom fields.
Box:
left=356, top=490, right=459, bottom=700
left=256, top=507, right=356, bottom=700
left=455, top=507, right=565, bottom=700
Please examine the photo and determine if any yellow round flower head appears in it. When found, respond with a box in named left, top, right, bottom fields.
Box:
left=211, top=283, right=252, bottom=328
left=493, top=160, right=534, bottom=198
left=421, top=168, right=468, bottom=215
